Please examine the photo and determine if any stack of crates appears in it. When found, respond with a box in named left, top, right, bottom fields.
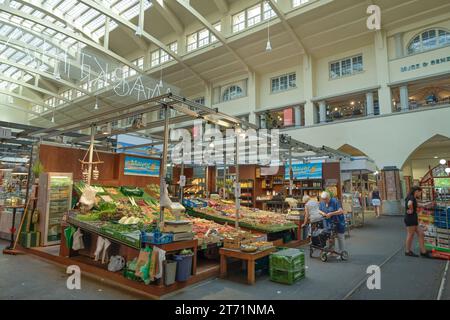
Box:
left=434, top=206, right=450, bottom=250
left=269, top=248, right=305, bottom=285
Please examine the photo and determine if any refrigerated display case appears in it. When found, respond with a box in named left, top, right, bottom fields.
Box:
left=37, top=173, right=73, bottom=246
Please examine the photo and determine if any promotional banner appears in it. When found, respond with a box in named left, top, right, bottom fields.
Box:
left=124, top=156, right=160, bottom=177
left=285, top=163, right=323, bottom=180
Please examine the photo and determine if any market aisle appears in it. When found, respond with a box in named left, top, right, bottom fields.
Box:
left=0, top=240, right=140, bottom=300
left=1, top=214, right=447, bottom=300
left=165, top=214, right=444, bottom=300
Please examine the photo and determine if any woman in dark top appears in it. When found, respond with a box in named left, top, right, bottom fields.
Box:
left=371, top=187, right=381, bottom=218
left=404, top=186, right=431, bottom=258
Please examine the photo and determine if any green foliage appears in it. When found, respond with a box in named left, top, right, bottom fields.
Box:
left=32, top=160, right=44, bottom=178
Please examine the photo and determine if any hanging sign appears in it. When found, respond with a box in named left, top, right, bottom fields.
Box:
left=124, top=156, right=160, bottom=177
left=285, top=163, right=323, bottom=180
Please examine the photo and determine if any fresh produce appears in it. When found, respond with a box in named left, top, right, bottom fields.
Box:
left=146, top=184, right=160, bottom=198
left=120, top=186, right=144, bottom=197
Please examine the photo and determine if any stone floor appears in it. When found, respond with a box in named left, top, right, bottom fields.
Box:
left=1, top=213, right=449, bottom=300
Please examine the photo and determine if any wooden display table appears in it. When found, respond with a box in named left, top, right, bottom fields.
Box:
left=219, top=247, right=276, bottom=285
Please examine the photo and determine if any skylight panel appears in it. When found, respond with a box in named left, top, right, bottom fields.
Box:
left=29, top=37, right=43, bottom=47
left=0, top=25, right=13, bottom=36
left=85, top=14, right=105, bottom=32
left=9, top=28, right=23, bottom=40
left=9, top=1, right=21, bottom=9
left=112, top=0, right=137, bottom=14
left=23, top=73, right=33, bottom=82
left=21, top=20, right=34, bottom=29
left=66, top=3, right=89, bottom=20
left=55, top=0, right=77, bottom=14
left=10, top=51, right=25, bottom=61
left=31, top=10, right=45, bottom=18
left=20, top=32, right=34, bottom=43
left=10, top=16, right=24, bottom=25
left=20, top=5, right=34, bottom=14
left=76, top=8, right=99, bottom=27
left=2, top=47, right=16, bottom=58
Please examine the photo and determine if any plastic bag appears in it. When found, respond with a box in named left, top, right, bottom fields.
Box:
left=108, top=256, right=126, bottom=272
left=160, top=181, right=173, bottom=208
left=79, top=186, right=97, bottom=213
left=72, top=228, right=85, bottom=251
left=64, top=226, right=76, bottom=249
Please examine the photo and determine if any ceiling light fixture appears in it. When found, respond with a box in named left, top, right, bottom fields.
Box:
left=440, top=159, right=447, bottom=165
left=135, top=26, right=143, bottom=36
left=94, top=96, right=99, bottom=110
left=445, top=168, right=450, bottom=174
left=265, top=3, right=272, bottom=52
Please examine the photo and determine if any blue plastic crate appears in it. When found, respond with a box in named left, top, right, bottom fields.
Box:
left=141, top=231, right=173, bottom=245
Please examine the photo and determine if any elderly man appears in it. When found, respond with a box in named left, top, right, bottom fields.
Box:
left=319, top=191, right=347, bottom=257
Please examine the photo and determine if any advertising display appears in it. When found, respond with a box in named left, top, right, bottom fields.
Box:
left=124, top=156, right=160, bottom=177
left=285, top=163, right=323, bottom=180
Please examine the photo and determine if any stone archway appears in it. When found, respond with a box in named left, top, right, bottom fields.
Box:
left=401, top=134, right=450, bottom=183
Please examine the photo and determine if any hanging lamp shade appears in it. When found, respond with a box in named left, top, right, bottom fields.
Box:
left=266, top=40, right=272, bottom=52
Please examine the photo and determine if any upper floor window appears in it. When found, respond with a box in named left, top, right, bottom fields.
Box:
left=151, top=42, right=178, bottom=67
left=329, top=54, right=363, bottom=79
left=407, top=29, right=450, bottom=55
left=271, top=73, right=296, bottom=93
left=223, top=85, right=244, bottom=102
left=232, top=1, right=276, bottom=34
left=187, top=23, right=221, bottom=52
left=292, top=0, right=309, bottom=8
left=194, top=97, right=205, bottom=105
left=133, top=56, right=144, bottom=69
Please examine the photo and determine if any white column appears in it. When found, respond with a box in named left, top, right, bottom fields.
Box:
left=247, top=72, right=259, bottom=125
left=394, top=33, right=404, bottom=59
left=303, top=55, right=315, bottom=126
left=319, top=101, right=327, bottom=123
left=400, top=85, right=409, bottom=111
left=366, top=92, right=374, bottom=116
left=294, top=105, right=301, bottom=127
left=374, top=30, right=393, bottom=115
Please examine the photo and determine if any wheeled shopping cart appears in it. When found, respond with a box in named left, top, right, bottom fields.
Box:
left=309, top=221, right=349, bottom=262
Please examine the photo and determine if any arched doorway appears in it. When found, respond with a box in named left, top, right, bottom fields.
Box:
left=401, top=134, right=450, bottom=192
left=338, top=144, right=378, bottom=210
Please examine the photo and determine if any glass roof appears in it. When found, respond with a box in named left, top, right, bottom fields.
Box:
left=0, top=0, right=152, bottom=101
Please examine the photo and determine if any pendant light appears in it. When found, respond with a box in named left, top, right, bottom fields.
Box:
left=159, top=64, right=163, bottom=87
left=94, top=96, right=99, bottom=110
left=265, top=3, right=272, bottom=52
left=51, top=107, right=55, bottom=123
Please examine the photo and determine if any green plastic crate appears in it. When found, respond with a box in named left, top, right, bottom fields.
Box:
left=270, top=268, right=305, bottom=285
left=270, top=249, right=305, bottom=272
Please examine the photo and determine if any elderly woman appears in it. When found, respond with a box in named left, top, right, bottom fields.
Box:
left=301, top=195, right=323, bottom=228
left=319, top=191, right=347, bottom=257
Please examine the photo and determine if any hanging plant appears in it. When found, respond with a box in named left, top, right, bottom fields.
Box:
left=32, top=160, right=44, bottom=179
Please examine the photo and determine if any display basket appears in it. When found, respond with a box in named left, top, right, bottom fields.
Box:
left=141, top=231, right=173, bottom=245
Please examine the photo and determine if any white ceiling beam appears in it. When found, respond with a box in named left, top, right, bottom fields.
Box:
left=175, top=0, right=252, bottom=72
left=77, top=0, right=208, bottom=85
left=267, top=0, right=308, bottom=55
left=0, top=102, right=53, bottom=123
left=213, top=0, right=229, bottom=14
left=0, top=18, right=78, bottom=59
left=121, top=27, right=149, bottom=51
left=152, top=0, right=184, bottom=35
left=0, top=75, right=70, bottom=102
left=0, top=89, right=46, bottom=108
left=15, top=0, right=95, bottom=41
left=0, top=4, right=141, bottom=72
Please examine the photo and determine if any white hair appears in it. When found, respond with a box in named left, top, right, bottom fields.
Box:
left=302, top=195, right=311, bottom=203
left=321, top=191, right=330, bottom=199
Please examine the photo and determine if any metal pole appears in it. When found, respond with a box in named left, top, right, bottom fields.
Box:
left=179, top=162, right=184, bottom=203
left=235, top=130, right=240, bottom=229
left=87, top=124, right=95, bottom=185
left=223, top=157, right=227, bottom=199
left=160, top=105, right=170, bottom=225
left=289, top=147, right=293, bottom=197
left=24, top=143, right=34, bottom=205
left=205, top=166, right=209, bottom=198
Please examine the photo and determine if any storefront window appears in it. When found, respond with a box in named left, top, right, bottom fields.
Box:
left=259, top=106, right=302, bottom=129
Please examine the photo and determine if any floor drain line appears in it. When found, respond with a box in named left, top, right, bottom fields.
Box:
left=437, top=260, right=449, bottom=300
left=342, top=245, right=404, bottom=300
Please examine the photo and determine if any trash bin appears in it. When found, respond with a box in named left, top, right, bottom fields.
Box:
left=174, top=254, right=193, bottom=282
left=164, top=260, right=177, bottom=286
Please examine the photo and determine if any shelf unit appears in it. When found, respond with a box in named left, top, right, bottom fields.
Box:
left=239, top=179, right=254, bottom=207
left=37, top=172, right=73, bottom=246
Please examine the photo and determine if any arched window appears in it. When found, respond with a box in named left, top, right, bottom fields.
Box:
left=407, top=29, right=450, bottom=55
left=222, top=85, right=243, bottom=102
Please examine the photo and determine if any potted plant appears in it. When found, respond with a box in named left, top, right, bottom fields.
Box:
left=32, top=160, right=44, bottom=184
